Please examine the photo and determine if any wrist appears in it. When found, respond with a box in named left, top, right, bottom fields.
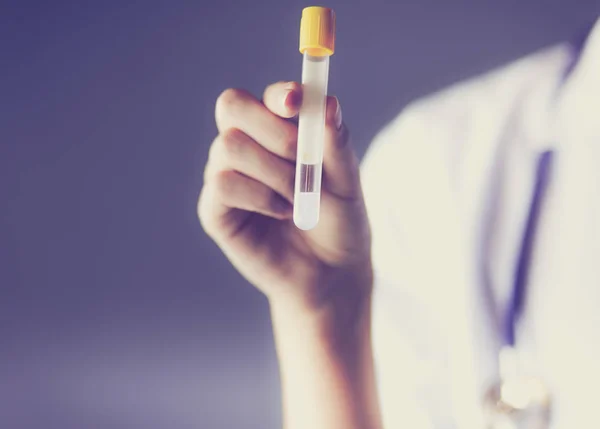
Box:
left=269, top=272, right=373, bottom=351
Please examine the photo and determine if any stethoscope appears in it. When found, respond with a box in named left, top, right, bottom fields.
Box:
left=481, top=23, right=594, bottom=429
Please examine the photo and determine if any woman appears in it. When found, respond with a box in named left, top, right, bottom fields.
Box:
left=198, top=17, right=600, bottom=429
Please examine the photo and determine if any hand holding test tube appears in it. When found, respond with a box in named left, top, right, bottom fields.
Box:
left=200, top=4, right=370, bottom=299
left=293, top=6, right=336, bottom=230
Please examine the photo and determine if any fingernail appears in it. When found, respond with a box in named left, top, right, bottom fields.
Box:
left=284, top=86, right=301, bottom=110
left=334, top=97, right=343, bottom=130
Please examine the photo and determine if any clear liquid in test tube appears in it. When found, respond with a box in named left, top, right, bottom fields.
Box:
left=293, top=6, right=335, bottom=230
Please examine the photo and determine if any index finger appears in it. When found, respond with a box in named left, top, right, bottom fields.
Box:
left=262, top=81, right=302, bottom=118
left=215, top=88, right=298, bottom=161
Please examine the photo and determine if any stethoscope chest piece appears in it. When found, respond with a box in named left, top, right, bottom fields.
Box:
left=483, top=375, right=552, bottom=429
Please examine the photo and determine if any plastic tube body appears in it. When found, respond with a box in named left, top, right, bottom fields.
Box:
left=293, top=52, right=330, bottom=230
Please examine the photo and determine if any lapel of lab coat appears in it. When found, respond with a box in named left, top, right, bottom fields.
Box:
left=441, top=56, right=560, bottom=428
left=447, top=18, right=600, bottom=428
left=444, top=100, right=510, bottom=429
left=528, top=18, right=600, bottom=426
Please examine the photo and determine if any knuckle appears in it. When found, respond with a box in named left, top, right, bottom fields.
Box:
left=197, top=171, right=238, bottom=237
left=206, top=134, right=221, bottom=162
left=197, top=187, right=215, bottom=234
left=263, top=81, right=282, bottom=99
left=212, top=170, right=237, bottom=196
left=202, top=160, right=218, bottom=187
left=204, top=137, right=222, bottom=182
left=215, top=88, right=247, bottom=119
left=220, top=128, right=246, bottom=158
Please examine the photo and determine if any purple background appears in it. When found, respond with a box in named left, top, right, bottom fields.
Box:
left=1, top=1, right=598, bottom=428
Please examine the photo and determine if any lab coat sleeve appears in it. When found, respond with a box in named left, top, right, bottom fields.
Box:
left=361, top=106, right=456, bottom=429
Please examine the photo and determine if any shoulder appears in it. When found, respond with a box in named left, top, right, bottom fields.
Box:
left=361, top=43, right=570, bottom=179
left=361, top=43, right=570, bottom=282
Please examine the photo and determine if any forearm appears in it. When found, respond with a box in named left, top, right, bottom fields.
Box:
left=270, top=293, right=382, bottom=429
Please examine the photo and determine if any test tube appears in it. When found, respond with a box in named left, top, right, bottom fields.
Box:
left=293, top=6, right=336, bottom=230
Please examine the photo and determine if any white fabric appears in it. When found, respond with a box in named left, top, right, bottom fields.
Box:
left=362, top=17, right=600, bottom=429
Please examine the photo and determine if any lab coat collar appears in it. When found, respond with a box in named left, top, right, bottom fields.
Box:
left=554, top=17, right=600, bottom=147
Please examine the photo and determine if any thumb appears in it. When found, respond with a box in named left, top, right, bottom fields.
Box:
left=321, top=96, right=361, bottom=199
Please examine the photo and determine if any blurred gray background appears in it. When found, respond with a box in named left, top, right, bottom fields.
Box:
left=1, top=1, right=598, bottom=428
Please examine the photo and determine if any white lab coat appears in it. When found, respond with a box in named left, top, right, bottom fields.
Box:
left=362, top=17, right=600, bottom=429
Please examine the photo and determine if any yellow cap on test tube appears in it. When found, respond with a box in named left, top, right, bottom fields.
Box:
left=299, top=6, right=335, bottom=57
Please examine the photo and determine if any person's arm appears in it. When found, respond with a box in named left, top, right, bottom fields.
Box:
left=271, top=282, right=382, bottom=429
left=199, top=81, right=381, bottom=429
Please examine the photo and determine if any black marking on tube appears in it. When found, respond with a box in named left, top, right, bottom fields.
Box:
left=300, top=164, right=316, bottom=192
